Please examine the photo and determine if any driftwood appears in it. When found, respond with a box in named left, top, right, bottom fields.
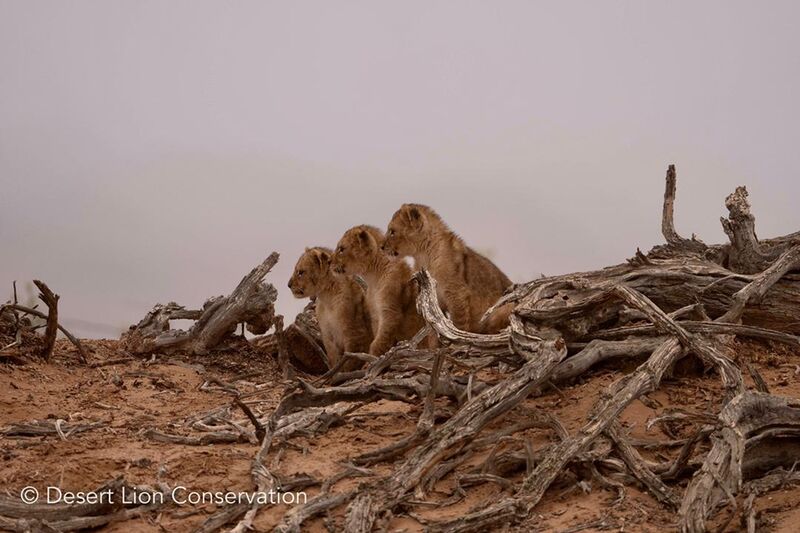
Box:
left=678, top=392, right=800, bottom=532
left=1, top=419, right=106, bottom=439
left=33, top=280, right=59, bottom=360
left=1, top=280, right=88, bottom=363
left=250, top=301, right=328, bottom=373
left=122, top=253, right=279, bottom=355
left=1, top=304, right=88, bottom=363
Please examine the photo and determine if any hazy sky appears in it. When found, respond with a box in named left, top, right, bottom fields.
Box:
left=2, top=1, right=799, bottom=338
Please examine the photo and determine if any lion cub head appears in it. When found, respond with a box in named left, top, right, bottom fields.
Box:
left=382, top=203, right=432, bottom=257
left=288, top=247, right=333, bottom=299
left=332, top=225, right=385, bottom=275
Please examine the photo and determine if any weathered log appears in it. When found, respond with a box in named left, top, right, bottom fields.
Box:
left=0, top=303, right=88, bottom=363
left=33, top=280, right=59, bottom=360
left=250, top=301, right=329, bottom=373
left=606, top=421, right=680, bottom=509
left=679, top=392, right=800, bottom=532
left=293, top=303, right=328, bottom=366
left=510, top=257, right=800, bottom=337
left=122, top=253, right=279, bottom=355
left=551, top=337, right=665, bottom=383
left=720, top=243, right=800, bottom=323
left=1, top=419, right=105, bottom=438
left=721, top=186, right=783, bottom=273
left=613, top=284, right=743, bottom=398
left=659, top=164, right=708, bottom=254
left=590, top=320, right=800, bottom=348
left=414, top=270, right=513, bottom=351
left=662, top=164, right=683, bottom=244
left=274, top=491, right=354, bottom=533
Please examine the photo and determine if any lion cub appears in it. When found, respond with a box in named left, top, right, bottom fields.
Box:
left=382, top=204, right=512, bottom=333
left=288, top=247, right=373, bottom=370
left=331, top=225, right=425, bottom=355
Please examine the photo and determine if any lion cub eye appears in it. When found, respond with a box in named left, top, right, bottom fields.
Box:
left=297, top=270, right=304, bottom=277
left=389, top=229, right=395, bottom=236
left=337, top=246, right=345, bottom=253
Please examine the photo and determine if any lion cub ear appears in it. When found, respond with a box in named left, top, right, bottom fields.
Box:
left=358, top=229, right=372, bottom=246
left=403, top=205, right=425, bottom=229
left=313, top=248, right=331, bottom=267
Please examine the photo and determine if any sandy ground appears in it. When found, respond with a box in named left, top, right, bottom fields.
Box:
left=1, top=338, right=800, bottom=532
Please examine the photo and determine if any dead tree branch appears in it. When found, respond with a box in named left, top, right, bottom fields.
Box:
left=678, top=392, right=800, bottom=532
left=1, top=303, right=88, bottom=363
left=33, top=280, right=59, bottom=360
left=122, top=252, right=279, bottom=355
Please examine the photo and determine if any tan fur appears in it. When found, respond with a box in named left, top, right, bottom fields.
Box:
left=288, top=247, right=372, bottom=370
left=382, top=204, right=513, bottom=333
left=331, top=225, right=426, bottom=355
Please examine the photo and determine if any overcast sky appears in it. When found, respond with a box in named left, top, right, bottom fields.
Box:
left=2, top=1, right=799, bottom=338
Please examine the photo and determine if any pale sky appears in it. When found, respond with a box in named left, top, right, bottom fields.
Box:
left=2, top=1, right=799, bottom=338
